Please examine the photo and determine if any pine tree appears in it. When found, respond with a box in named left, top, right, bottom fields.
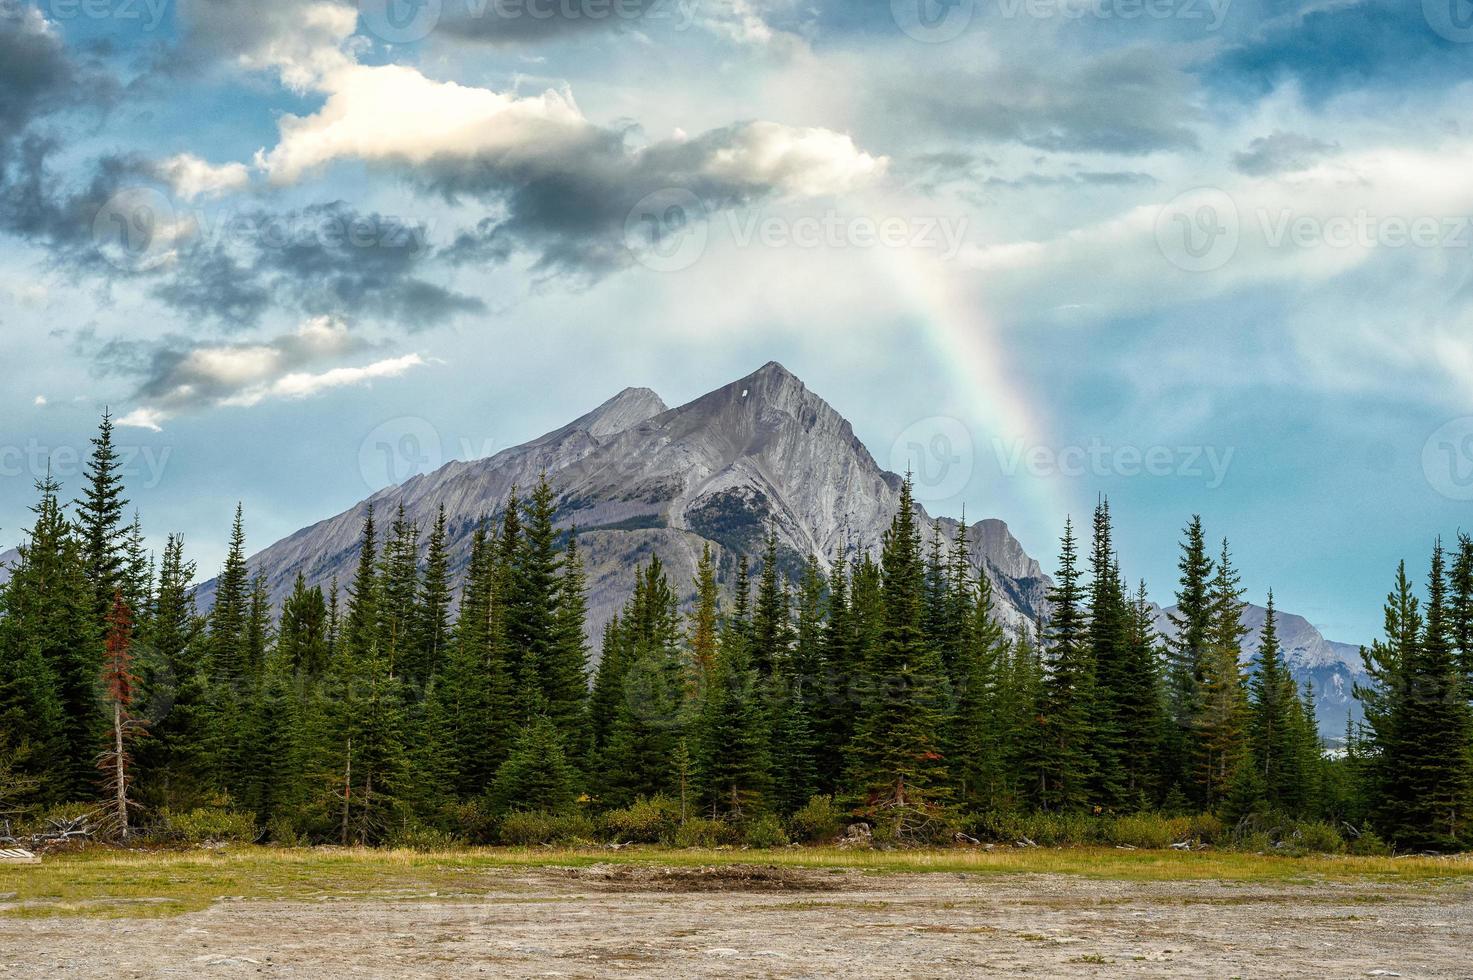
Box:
left=949, top=564, right=1008, bottom=812
left=588, top=615, right=629, bottom=765
left=1356, top=561, right=1421, bottom=809
left=246, top=572, right=273, bottom=679
left=488, top=685, right=579, bottom=817
left=0, top=475, right=82, bottom=800
left=1249, top=592, right=1296, bottom=812
left=1449, top=533, right=1473, bottom=692
left=750, top=530, right=791, bottom=679
left=440, top=519, right=514, bottom=795
left=545, top=530, right=591, bottom=761
left=377, top=504, right=420, bottom=679
left=922, top=520, right=950, bottom=657
left=1165, top=516, right=1213, bottom=794
left=688, top=543, right=720, bottom=682
left=1198, top=539, right=1249, bottom=808
left=1085, top=499, right=1130, bottom=808
left=815, top=548, right=856, bottom=792
left=74, top=411, right=130, bottom=622
left=1379, top=542, right=1473, bottom=850
left=411, top=505, right=453, bottom=686
left=599, top=559, right=685, bottom=806
left=120, top=512, right=153, bottom=628
left=847, top=476, right=953, bottom=826
left=135, top=534, right=210, bottom=810
left=1030, top=518, right=1094, bottom=812
left=209, top=505, right=251, bottom=684
left=694, top=618, right=771, bottom=816
left=1118, top=581, right=1164, bottom=807
left=279, top=574, right=330, bottom=678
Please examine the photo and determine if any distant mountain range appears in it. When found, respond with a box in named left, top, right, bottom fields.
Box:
left=1, top=363, right=1366, bottom=735
left=1154, top=604, right=1364, bottom=739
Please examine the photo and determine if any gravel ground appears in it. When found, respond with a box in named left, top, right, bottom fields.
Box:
left=1, top=863, right=1468, bottom=978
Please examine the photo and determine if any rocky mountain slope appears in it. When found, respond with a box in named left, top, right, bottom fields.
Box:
left=174, top=360, right=1362, bottom=736
left=196, top=362, right=1050, bottom=643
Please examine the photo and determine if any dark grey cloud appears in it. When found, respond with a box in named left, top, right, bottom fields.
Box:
left=1208, top=0, right=1473, bottom=104
left=416, top=120, right=879, bottom=281
left=1231, top=130, right=1340, bottom=176
left=0, top=4, right=76, bottom=134
left=880, top=47, right=1200, bottom=155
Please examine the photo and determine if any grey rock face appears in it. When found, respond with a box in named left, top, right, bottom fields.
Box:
left=196, top=361, right=1048, bottom=646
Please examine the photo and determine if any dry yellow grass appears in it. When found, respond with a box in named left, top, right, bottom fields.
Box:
left=1, top=845, right=1468, bottom=919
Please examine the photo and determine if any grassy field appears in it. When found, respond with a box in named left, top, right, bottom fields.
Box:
left=2, top=845, right=1471, bottom=919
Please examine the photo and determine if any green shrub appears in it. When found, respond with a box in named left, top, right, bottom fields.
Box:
left=498, top=810, right=595, bottom=846
left=153, top=807, right=258, bottom=844
left=1290, top=821, right=1346, bottom=855
left=437, top=799, right=495, bottom=844
left=1348, top=829, right=1391, bottom=856
left=266, top=815, right=307, bottom=847
left=674, top=817, right=737, bottom=848
left=742, top=813, right=790, bottom=848
left=386, top=822, right=463, bottom=852
left=601, top=796, right=680, bottom=844
left=1105, top=813, right=1178, bottom=849
left=787, top=795, right=845, bottom=843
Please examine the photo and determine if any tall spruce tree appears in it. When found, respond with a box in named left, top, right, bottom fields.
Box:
left=1030, top=518, right=1094, bottom=812
left=1249, top=592, right=1296, bottom=811
left=1198, top=539, right=1249, bottom=808
left=847, top=476, right=953, bottom=823
left=74, top=411, right=130, bottom=622
left=0, top=475, right=90, bottom=799
left=1378, top=542, right=1473, bottom=850
left=1085, top=499, right=1130, bottom=808
left=135, top=534, right=210, bottom=810
left=1165, top=516, right=1214, bottom=795
left=689, top=543, right=720, bottom=682
left=411, top=505, right=453, bottom=685
left=545, top=530, right=592, bottom=761
left=948, top=562, right=1008, bottom=811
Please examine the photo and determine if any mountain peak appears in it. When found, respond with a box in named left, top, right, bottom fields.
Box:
left=562, top=386, right=668, bottom=441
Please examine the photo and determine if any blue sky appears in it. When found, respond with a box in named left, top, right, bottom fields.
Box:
left=2, top=0, right=1472, bottom=643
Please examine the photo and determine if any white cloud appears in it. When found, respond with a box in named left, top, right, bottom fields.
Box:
left=116, top=407, right=166, bottom=432
left=256, top=63, right=591, bottom=185
left=157, top=153, right=251, bottom=200
left=32, top=394, right=46, bottom=406
left=118, top=317, right=425, bottom=428
left=221, top=353, right=425, bottom=407
left=698, top=121, right=885, bottom=196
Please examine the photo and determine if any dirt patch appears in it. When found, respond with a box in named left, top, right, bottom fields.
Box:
left=554, top=862, right=850, bottom=892
left=2, top=865, right=1469, bottom=978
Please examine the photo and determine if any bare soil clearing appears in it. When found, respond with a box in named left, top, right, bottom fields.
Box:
left=2, top=860, right=1468, bottom=978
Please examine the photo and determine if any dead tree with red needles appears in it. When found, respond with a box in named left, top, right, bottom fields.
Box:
left=99, top=591, right=145, bottom=841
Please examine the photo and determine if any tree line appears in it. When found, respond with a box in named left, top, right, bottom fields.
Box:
left=0, top=414, right=1470, bottom=851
